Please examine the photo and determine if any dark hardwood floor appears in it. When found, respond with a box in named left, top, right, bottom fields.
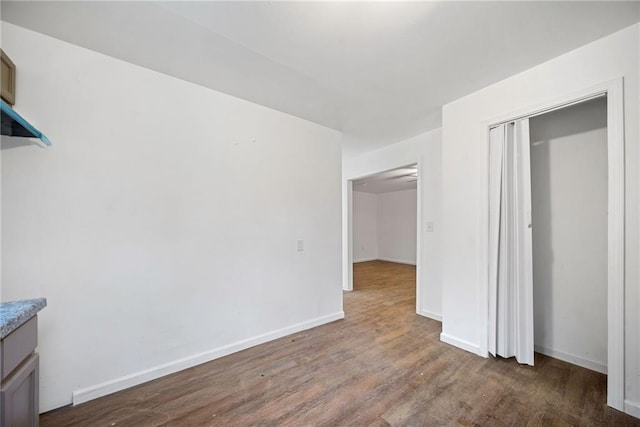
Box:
left=42, top=260, right=639, bottom=426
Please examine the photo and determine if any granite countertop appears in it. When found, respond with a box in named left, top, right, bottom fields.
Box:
left=0, top=298, right=47, bottom=339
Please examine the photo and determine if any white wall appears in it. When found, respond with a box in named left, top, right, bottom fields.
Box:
left=352, top=191, right=378, bottom=262
left=343, top=128, right=442, bottom=321
left=0, top=23, right=343, bottom=412
left=377, top=189, right=417, bottom=265
left=441, top=24, right=639, bottom=410
left=530, top=98, right=608, bottom=373
left=352, top=188, right=417, bottom=265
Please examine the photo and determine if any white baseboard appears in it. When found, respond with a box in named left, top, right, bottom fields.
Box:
left=72, top=311, right=345, bottom=405
left=353, top=257, right=377, bottom=263
left=377, top=257, right=417, bottom=266
left=352, top=258, right=416, bottom=266
left=624, top=400, right=640, bottom=418
left=418, top=309, right=442, bottom=322
left=534, top=344, right=607, bottom=374
left=440, top=332, right=481, bottom=356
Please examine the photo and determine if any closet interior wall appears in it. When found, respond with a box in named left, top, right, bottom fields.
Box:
left=529, top=97, right=608, bottom=373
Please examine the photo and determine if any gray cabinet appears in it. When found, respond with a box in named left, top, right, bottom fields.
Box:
left=0, top=316, right=39, bottom=427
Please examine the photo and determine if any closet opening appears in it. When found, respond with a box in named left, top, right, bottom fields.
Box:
left=530, top=97, right=608, bottom=374
left=482, top=78, right=624, bottom=411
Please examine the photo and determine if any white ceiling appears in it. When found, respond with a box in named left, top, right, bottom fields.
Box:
left=2, top=2, right=639, bottom=157
left=353, top=164, right=418, bottom=194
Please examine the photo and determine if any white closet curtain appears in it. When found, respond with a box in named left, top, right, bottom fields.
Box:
left=488, top=119, right=534, bottom=366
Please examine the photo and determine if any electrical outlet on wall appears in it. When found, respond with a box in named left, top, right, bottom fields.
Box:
left=297, top=240, right=304, bottom=251
left=426, top=221, right=435, bottom=232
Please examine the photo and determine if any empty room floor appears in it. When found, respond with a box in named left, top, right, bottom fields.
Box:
left=41, top=261, right=638, bottom=426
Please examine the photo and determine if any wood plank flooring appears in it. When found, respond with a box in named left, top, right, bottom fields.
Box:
left=41, top=261, right=639, bottom=426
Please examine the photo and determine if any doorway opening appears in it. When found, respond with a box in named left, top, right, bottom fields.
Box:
left=345, top=163, right=421, bottom=315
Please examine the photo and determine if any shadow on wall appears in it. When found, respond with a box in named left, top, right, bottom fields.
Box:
left=1, top=136, right=37, bottom=150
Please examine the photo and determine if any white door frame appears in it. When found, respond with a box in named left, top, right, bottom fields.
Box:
left=477, top=78, right=625, bottom=411
left=343, top=159, right=423, bottom=315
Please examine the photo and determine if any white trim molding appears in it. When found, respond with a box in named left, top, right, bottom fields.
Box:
left=440, top=333, right=481, bottom=356
left=419, top=309, right=442, bottom=322
left=354, top=257, right=417, bottom=265
left=377, top=257, right=417, bottom=266
left=534, top=345, right=606, bottom=375
left=624, top=400, right=640, bottom=419
left=353, top=257, right=378, bottom=263
left=342, top=180, right=354, bottom=291
left=72, top=311, right=345, bottom=406
left=477, top=78, right=625, bottom=412
left=415, top=162, right=423, bottom=316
